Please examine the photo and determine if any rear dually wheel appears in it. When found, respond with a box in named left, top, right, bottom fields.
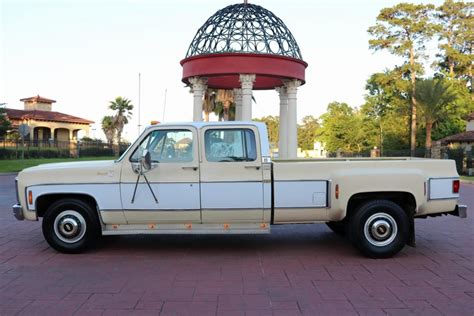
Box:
left=348, top=199, right=409, bottom=258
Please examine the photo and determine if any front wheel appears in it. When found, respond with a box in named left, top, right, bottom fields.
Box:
left=348, top=199, right=409, bottom=258
left=42, top=198, right=100, bottom=253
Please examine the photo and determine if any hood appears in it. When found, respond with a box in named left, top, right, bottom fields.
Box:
left=19, top=160, right=121, bottom=185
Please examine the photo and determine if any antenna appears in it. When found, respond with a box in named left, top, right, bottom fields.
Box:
left=162, top=88, right=167, bottom=122
left=138, top=72, right=141, bottom=136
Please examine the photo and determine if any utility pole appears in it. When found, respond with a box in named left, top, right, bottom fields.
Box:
left=138, top=72, right=141, bottom=136
left=162, top=88, right=167, bottom=122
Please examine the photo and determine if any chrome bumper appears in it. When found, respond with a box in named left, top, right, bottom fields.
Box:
left=452, top=204, right=467, bottom=218
left=12, top=204, right=24, bottom=221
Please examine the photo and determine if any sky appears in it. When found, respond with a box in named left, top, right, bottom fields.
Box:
left=0, top=0, right=443, bottom=141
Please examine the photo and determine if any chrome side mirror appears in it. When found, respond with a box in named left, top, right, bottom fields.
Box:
left=140, top=151, right=152, bottom=172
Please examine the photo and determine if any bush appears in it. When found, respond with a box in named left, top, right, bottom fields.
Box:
left=79, top=147, right=114, bottom=157
left=24, top=148, right=70, bottom=159
left=447, top=147, right=465, bottom=175
left=0, top=148, right=17, bottom=159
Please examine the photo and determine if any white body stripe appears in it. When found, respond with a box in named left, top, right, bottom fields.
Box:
left=121, top=183, right=200, bottom=210
left=429, top=178, right=458, bottom=200
left=274, top=181, right=327, bottom=208
left=201, top=182, right=263, bottom=209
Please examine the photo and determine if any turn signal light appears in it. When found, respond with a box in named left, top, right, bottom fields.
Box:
left=28, top=191, right=33, bottom=204
left=453, top=180, right=460, bottom=194
left=335, top=184, right=339, bottom=199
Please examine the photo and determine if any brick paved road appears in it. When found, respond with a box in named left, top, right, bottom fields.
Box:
left=0, top=174, right=473, bottom=315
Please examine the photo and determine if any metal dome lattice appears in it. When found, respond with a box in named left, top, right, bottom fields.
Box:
left=185, top=3, right=303, bottom=60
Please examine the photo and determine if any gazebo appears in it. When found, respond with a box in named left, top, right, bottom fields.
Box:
left=180, top=2, right=308, bottom=159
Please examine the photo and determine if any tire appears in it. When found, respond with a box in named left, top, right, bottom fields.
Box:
left=42, top=198, right=100, bottom=254
left=326, top=221, right=346, bottom=236
left=347, top=199, right=409, bottom=258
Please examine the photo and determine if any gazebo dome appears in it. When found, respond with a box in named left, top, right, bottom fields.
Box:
left=181, top=2, right=307, bottom=90
left=185, top=3, right=303, bottom=60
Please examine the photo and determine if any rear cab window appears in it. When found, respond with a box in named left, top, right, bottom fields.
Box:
left=204, top=128, right=257, bottom=162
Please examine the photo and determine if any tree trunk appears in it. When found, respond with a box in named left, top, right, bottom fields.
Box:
left=410, top=46, right=417, bottom=157
left=204, top=111, right=209, bottom=122
left=425, top=120, right=432, bottom=158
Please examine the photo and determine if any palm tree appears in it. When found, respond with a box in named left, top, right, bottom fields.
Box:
left=101, top=116, right=115, bottom=145
left=415, top=78, right=457, bottom=156
left=109, top=97, right=133, bottom=144
left=203, top=89, right=217, bottom=122
left=212, top=90, right=235, bottom=121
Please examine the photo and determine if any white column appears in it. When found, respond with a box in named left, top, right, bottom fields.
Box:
left=284, top=79, right=301, bottom=159
left=276, top=86, right=288, bottom=159
left=233, top=88, right=243, bottom=121
left=239, top=74, right=256, bottom=121
left=189, top=77, right=207, bottom=122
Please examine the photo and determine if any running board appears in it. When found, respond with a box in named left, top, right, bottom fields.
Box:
left=102, top=223, right=271, bottom=235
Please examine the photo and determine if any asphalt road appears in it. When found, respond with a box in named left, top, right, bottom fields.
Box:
left=0, top=174, right=473, bottom=315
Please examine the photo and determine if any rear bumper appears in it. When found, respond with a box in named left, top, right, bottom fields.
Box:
left=452, top=204, right=467, bottom=218
left=12, top=204, right=24, bottom=221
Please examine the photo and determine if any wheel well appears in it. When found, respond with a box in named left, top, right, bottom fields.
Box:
left=346, top=192, right=416, bottom=218
left=36, top=194, right=98, bottom=217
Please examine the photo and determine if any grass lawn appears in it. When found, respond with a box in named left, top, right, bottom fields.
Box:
left=460, top=175, right=474, bottom=181
left=0, top=156, right=116, bottom=173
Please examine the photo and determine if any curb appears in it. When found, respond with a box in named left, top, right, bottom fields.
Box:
left=461, top=179, right=474, bottom=185
left=0, top=173, right=18, bottom=176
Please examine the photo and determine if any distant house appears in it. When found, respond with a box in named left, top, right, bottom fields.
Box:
left=439, top=112, right=474, bottom=151
left=5, top=95, right=94, bottom=142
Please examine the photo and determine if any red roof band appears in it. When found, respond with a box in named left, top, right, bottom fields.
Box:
left=181, top=53, right=308, bottom=90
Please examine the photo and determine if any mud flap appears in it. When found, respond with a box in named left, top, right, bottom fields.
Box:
left=407, top=212, right=416, bottom=247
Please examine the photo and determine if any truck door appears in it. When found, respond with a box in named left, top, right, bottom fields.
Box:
left=200, top=126, right=264, bottom=223
left=120, top=127, right=201, bottom=223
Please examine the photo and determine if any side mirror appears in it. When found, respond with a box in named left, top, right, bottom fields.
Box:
left=140, top=151, right=152, bottom=172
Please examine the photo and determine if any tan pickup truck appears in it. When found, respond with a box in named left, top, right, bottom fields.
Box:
left=13, top=122, right=467, bottom=258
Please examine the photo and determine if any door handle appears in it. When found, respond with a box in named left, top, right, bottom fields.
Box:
left=244, top=165, right=261, bottom=170
left=182, top=166, right=198, bottom=171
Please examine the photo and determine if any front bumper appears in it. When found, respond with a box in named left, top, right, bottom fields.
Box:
left=12, top=204, right=24, bottom=221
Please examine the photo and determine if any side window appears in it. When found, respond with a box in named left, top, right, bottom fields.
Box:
left=131, top=130, right=194, bottom=163
left=205, top=129, right=257, bottom=162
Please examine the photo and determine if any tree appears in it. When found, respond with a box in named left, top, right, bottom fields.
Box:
left=213, top=90, right=235, bottom=121
left=0, top=103, right=11, bottom=138
left=253, top=116, right=279, bottom=148
left=109, top=97, right=133, bottom=144
left=435, top=0, right=474, bottom=88
left=319, top=102, right=371, bottom=153
left=203, top=89, right=217, bottom=122
left=362, top=70, right=411, bottom=153
left=101, top=116, right=116, bottom=145
left=298, top=116, right=320, bottom=150
left=368, top=3, right=438, bottom=156
left=415, top=78, right=458, bottom=155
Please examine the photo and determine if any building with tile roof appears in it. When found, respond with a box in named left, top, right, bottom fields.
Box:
left=5, top=95, right=94, bottom=142
left=439, top=112, right=474, bottom=150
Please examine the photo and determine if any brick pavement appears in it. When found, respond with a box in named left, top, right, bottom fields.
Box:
left=0, top=174, right=473, bottom=315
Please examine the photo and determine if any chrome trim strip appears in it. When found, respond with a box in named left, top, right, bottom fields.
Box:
left=106, top=209, right=200, bottom=212
left=326, top=180, right=332, bottom=209
left=274, top=179, right=330, bottom=183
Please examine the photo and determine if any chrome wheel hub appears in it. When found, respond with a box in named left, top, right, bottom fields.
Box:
left=364, top=213, right=397, bottom=247
left=54, top=210, right=86, bottom=243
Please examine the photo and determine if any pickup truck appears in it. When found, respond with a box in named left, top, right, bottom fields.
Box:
left=13, top=122, right=467, bottom=258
